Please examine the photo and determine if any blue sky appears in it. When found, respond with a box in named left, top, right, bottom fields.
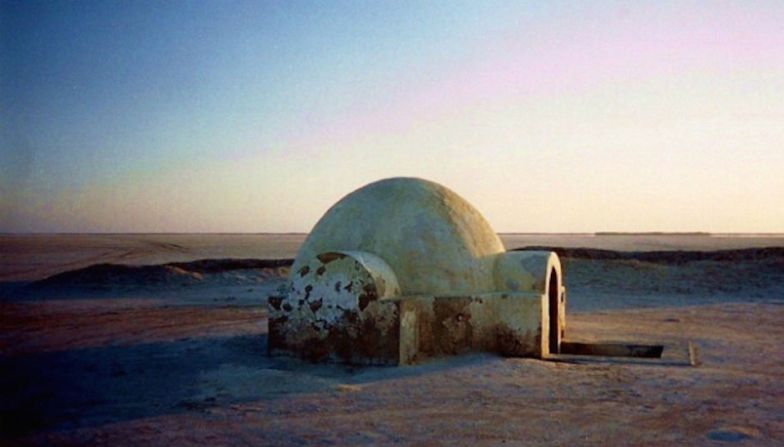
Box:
left=2, top=1, right=783, bottom=232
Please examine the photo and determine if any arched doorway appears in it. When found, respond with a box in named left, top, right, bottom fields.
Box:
left=548, top=267, right=559, bottom=354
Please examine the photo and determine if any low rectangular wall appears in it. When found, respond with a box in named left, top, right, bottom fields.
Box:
left=395, top=292, right=547, bottom=365
left=269, top=291, right=548, bottom=365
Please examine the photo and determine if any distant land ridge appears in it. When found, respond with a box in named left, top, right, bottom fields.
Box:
left=30, top=258, right=293, bottom=289
left=24, top=247, right=784, bottom=290
left=593, top=232, right=711, bottom=236
left=513, top=246, right=784, bottom=264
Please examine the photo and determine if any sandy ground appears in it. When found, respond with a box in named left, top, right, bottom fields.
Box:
left=1, top=298, right=782, bottom=446
left=1, top=234, right=783, bottom=445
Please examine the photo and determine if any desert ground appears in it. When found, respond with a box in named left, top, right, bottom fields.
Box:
left=1, top=234, right=783, bottom=446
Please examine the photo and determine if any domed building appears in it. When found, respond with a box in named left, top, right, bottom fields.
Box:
left=292, top=178, right=505, bottom=296
left=268, top=178, right=566, bottom=365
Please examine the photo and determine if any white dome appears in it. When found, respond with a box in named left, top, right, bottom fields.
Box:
left=292, top=177, right=505, bottom=295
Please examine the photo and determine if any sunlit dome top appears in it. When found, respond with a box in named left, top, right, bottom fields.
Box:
left=292, top=177, right=505, bottom=295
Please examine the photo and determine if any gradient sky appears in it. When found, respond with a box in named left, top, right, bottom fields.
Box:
left=1, top=1, right=783, bottom=233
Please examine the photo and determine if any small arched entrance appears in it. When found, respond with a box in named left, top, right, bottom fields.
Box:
left=548, top=267, right=559, bottom=354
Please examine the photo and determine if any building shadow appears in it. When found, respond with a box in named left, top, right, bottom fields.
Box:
left=0, top=331, right=502, bottom=439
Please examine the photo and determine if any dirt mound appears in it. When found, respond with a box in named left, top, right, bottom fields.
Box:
left=29, top=259, right=294, bottom=291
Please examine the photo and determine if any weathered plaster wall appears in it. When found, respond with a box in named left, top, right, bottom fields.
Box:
left=397, top=293, right=547, bottom=364
left=494, top=251, right=561, bottom=293
left=268, top=251, right=402, bottom=365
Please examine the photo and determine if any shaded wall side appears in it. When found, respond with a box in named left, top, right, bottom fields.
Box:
left=396, top=292, right=545, bottom=364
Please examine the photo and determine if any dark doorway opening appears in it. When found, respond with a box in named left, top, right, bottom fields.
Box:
left=548, top=267, right=559, bottom=354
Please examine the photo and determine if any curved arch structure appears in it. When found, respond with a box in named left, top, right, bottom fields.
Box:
left=268, top=178, right=568, bottom=365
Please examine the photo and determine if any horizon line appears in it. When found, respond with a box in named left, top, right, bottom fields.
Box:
left=2, top=231, right=784, bottom=237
